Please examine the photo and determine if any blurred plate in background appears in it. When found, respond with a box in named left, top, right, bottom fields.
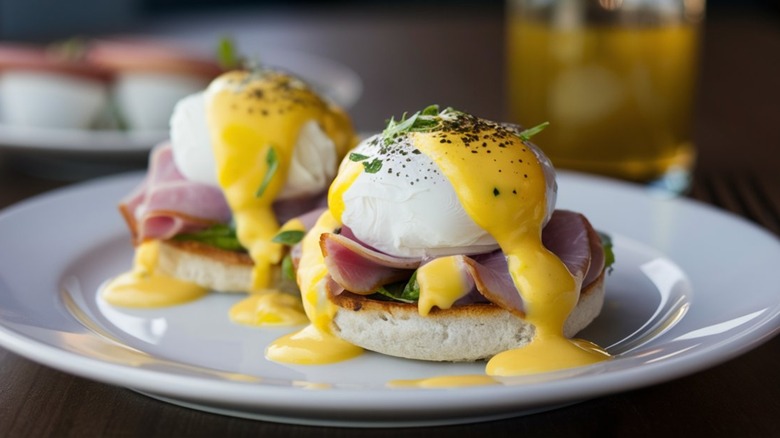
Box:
left=0, top=47, right=361, bottom=180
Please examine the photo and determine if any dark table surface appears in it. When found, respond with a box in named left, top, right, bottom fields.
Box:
left=1, top=4, right=779, bottom=437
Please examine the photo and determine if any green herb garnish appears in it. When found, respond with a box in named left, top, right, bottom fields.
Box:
left=381, top=104, right=456, bottom=145
left=517, top=121, right=550, bottom=142
left=217, top=36, right=242, bottom=69
left=272, top=230, right=305, bottom=246
left=371, top=272, right=420, bottom=303
left=362, top=158, right=383, bottom=174
left=255, top=146, right=278, bottom=197
left=352, top=105, right=462, bottom=175
left=420, top=104, right=440, bottom=116
left=401, top=271, right=420, bottom=300
left=348, top=152, right=370, bottom=162
left=281, top=254, right=296, bottom=281
left=349, top=152, right=382, bottom=173
left=48, top=37, right=87, bottom=61
left=173, top=224, right=244, bottom=251
left=598, top=231, right=615, bottom=273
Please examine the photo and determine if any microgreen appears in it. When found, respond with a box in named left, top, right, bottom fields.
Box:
left=372, top=272, right=420, bottom=304
left=255, top=146, right=278, bottom=198
left=420, top=104, right=440, bottom=116
left=598, top=231, right=615, bottom=273
left=381, top=104, right=458, bottom=146
left=173, top=224, right=243, bottom=251
left=517, top=121, right=550, bottom=142
left=272, top=230, right=306, bottom=246
left=49, top=37, right=87, bottom=61
left=401, top=271, right=420, bottom=300
left=281, top=254, right=296, bottom=281
left=362, top=158, right=383, bottom=174
left=216, top=36, right=241, bottom=69
left=354, top=105, right=462, bottom=177
left=348, top=152, right=383, bottom=173
left=348, top=152, right=370, bottom=162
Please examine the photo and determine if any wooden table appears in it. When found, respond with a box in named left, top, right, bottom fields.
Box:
left=1, top=5, right=778, bottom=436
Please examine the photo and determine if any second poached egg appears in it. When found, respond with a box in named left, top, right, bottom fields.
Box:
left=170, top=89, right=340, bottom=200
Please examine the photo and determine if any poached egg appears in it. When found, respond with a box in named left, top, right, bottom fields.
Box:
left=170, top=90, right=341, bottom=201
left=335, top=111, right=557, bottom=258
left=204, top=69, right=354, bottom=291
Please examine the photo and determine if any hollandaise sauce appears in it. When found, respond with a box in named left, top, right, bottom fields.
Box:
left=416, top=256, right=471, bottom=316
left=266, top=211, right=363, bottom=364
left=407, top=119, right=609, bottom=376
left=227, top=217, right=309, bottom=327
left=103, top=241, right=208, bottom=307
left=229, top=292, right=308, bottom=326
left=389, top=375, right=499, bottom=388
left=206, top=70, right=353, bottom=292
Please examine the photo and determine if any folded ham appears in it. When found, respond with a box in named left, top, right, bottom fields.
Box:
left=320, top=210, right=604, bottom=316
left=120, top=142, right=231, bottom=244
left=120, top=142, right=329, bottom=245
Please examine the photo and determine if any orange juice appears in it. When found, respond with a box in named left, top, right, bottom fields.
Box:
left=507, top=12, right=702, bottom=186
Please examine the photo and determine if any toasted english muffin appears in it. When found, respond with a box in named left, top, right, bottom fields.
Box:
left=326, top=271, right=605, bottom=362
left=154, top=240, right=252, bottom=292
left=154, top=240, right=296, bottom=294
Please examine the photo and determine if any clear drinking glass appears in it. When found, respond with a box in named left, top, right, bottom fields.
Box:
left=506, top=0, right=705, bottom=193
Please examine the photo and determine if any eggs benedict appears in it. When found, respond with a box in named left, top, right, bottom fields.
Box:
left=106, top=67, right=355, bottom=320
left=274, top=105, right=613, bottom=375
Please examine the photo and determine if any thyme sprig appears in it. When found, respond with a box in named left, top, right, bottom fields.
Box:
left=517, top=121, right=550, bottom=142
left=348, top=104, right=461, bottom=173
left=381, top=104, right=456, bottom=145
left=216, top=36, right=245, bottom=69
left=350, top=105, right=465, bottom=175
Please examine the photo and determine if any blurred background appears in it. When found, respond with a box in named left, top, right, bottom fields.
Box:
left=0, top=0, right=778, bottom=186
left=1, top=0, right=777, bottom=132
left=1, top=0, right=777, bottom=43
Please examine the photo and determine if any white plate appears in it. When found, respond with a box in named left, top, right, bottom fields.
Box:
left=0, top=48, right=362, bottom=157
left=0, top=171, right=778, bottom=427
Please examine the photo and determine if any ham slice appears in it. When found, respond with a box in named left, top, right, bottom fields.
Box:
left=583, top=221, right=606, bottom=289
left=120, top=143, right=329, bottom=244
left=322, top=209, right=603, bottom=315
left=463, top=210, right=596, bottom=316
left=542, top=210, right=593, bottom=284
left=321, top=232, right=421, bottom=294
left=463, top=251, right=525, bottom=316
left=119, top=143, right=231, bottom=243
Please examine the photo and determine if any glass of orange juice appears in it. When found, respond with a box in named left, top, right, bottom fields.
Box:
left=506, top=0, right=705, bottom=193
